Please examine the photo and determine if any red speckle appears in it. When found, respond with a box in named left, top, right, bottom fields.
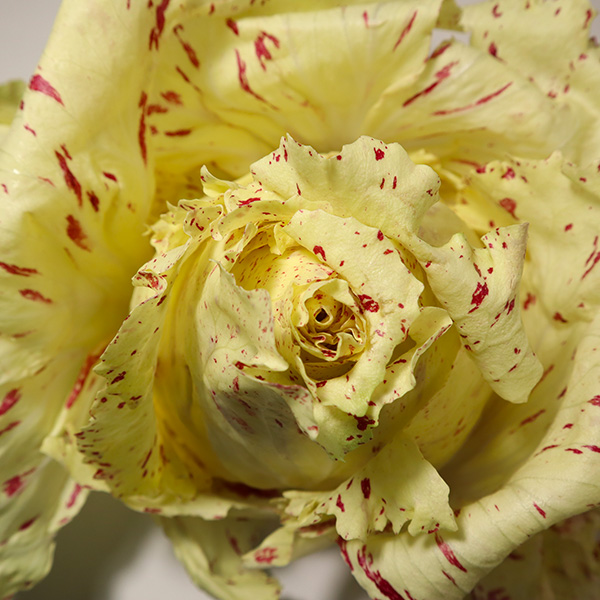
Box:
left=380, top=177, right=385, bottom=189
left=442, top=570, right=457, bottom=586
left=566, top=448, right=583, bottom=454
left=173, top=24, right=200, bottom=69
left=585, top=236, right=598, bottom=265
left=492, top=4, right=502, bottom=17
left=66, top=484, right=83, bottom=508
left=103, top=172, right=118, bottom=182
left=582, top=251, right=600, bottom=280
left=149, top=0, right=170, bottom=50
left=361, top=478, right=371, bottom=499
left=354, top=415, right=376, bottom=431
left=111, top=371, right=126, bottom=384
left=553, top=312, right=568, bottom=323
left=585, top=8, right=593, bottom=29
left=61, top=145, right=72, bottom=160
left=296, top=183, right=302, bottom=196
left=164, top=128, right=192, bottom=137
left=523, top=292, right=536, bottom=310
left=24, top=124, right=36, bottom=136
left=55, top=150, right=82, bottom=205
left=66, top=353, right=100, bottom=409
left=29, top=74, right=63, bottom=105
left=235, top=49, right=273, bottom=107
left=435, top=534, right=467, bottom=572
left=141, top=448, right=153, bottom=469
left=238, top=196, right=261, bottom=206
left=499, top=197, right=517, bottom=218
left=377, top=230, right=385, bottom=241
left=255, top=547, right=277, bottom=564
left=589, top=395, right=600, bottom=407
left=403, top=61, right=458, bottom=107
left=3, top=475, right=25, bottom=497
left=502, top=167, right=515, bottom=180
left=564, top=223, right=573, bottom=232
left=468, top=282, right=489, bottom=313
left=394, top=10, right=417, bottom=51
left=519, top=409, right=545, bottom=427
left=0, top=263, right=38, bottom=277
left=533, top=503, right=546, bottom=518
left=374, top=148, right=385, bottom=161
left=433, top=82, right=513, bottom=116
left=255, top=32, right=280, bottom=70
left=489, top=42, right=498, bottom=57
left=226, top=18, right=239, bottom=35
left=357, top=546, right=404, bottom=600
left=358, top=294, right=380, bottom=313
left=316, top=380, right=327, bottom=388
left=392, top=176, right=397, bottom=189
left=66, top=215, right=90, bottom=251
left=160, top=90, right=183, bottom=105
left=19, top=517, right=37, bottom=531
left=138, top=91, right=148, bottom=164
left=0, top=421, right=20, bottom=437
left=430, top=40, right=451, bottom=59
left=138, top=271, right=160, bottom=290
left=336, top=494, right=345, bottom=512
left=540, top=444, right=559, bottom=453
left=455, top=159, right=486, bottom=173
left=338, top=539, right=354, bottom=571
left=313, top=245, right=326, bottom=261
left=19, top=289, right=52, bottom=304
left=87, top=191, right=100, bottom=212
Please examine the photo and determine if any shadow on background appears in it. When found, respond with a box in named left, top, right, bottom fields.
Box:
left=19, top=491, right=154, bottom=600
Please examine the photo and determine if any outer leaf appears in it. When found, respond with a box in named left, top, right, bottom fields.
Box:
left=366, top=38, right=574, bottom=165
left=342, top=311, right=600, bottom=600
left=462, top=0, right=600, bottom=164
left=0, top=1, right=162, bottom=592
left=455, top=152, right=600, bottom=328
left=469, top=510, right=600, bottom=600
left=145, top=0, right=443, bottom=179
